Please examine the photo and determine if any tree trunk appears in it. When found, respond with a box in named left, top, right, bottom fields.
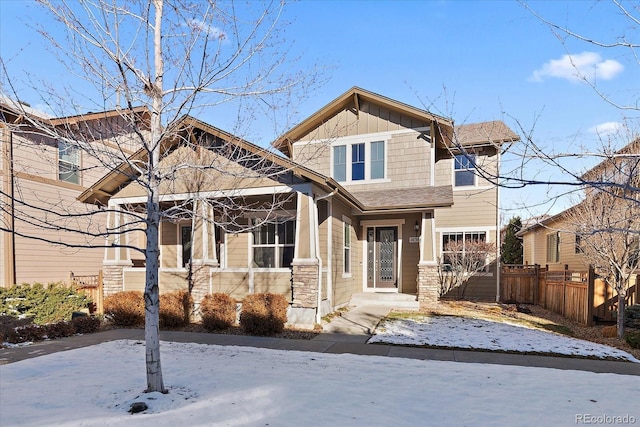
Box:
left=144, top=207, right=165, bottom=393
left=617, top=288, right=626, bottom=339
left=143, top=0, right=166, bottom=394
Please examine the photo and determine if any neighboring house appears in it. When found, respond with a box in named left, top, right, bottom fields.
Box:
left=519, top=139, right=640, bottom=271
left=77, top=87, right=519, bottom=327
left=0, top=100, right=149, bottom=286
left=517, top=210, right=587, bottom=271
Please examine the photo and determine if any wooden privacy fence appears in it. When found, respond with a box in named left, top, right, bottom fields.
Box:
left=70, top=271, right=104, bottom=314
left=541, top=269, right=593, bottom=325
left=501, top=265, right=638, bottom=325
left=500, top=264, right=541, bottom=304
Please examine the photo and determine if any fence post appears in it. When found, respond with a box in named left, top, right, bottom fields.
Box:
left=562, top=265, right=568, bottom=316
left=97, top=270, right=104, bottom=314
left=533, top=264, right=540, bottom=305
left=587, top=265, right=595, bottom=326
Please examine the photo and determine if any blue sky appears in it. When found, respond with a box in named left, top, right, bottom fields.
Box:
left=1, top=0, right=638, bottom=221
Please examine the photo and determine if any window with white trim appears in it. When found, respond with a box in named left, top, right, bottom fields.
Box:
left=58, top=141, right=80, bottom=184
left=343, top=217, right=351, bottom=275
left=371, top=141, right=385, bottom=179
left=332, top=140, right=385, bottom=182
left=252, top=219, right=295, bottom=268
left=181, top=225, right=192, bottom=268
left=441, top=231, right=487, bottom=267
left=454, top=153, right=475, bottom=187
left=351, top=143, right=365, bottom=181
left=547, top=232, right=559, bottom=263
left=333, top=145, right=347, bottom=182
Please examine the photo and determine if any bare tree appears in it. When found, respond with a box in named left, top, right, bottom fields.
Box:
left=565, top=149, right=640, bottom=337
left=437, top=239, right=495, bottom=299
left=1, top=0, right=317, bottom=394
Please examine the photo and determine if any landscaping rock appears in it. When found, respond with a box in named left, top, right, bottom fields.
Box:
left=128, top=402, right=148, bottom=414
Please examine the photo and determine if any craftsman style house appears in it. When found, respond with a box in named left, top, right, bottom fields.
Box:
left=78, top=87, right=519, bottom=327
left=0, top=99, right=149, bottom=286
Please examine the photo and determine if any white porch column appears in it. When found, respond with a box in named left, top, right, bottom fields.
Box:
left=103, top=204, right=132, bottom=296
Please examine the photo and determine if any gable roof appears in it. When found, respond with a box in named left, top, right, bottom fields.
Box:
left=272, top=86, right=454, bottom=157
left=455, top=120, right=520, bottom=147
left=77, top=115, right=361, bottom=209
left=78, top=114, right=454, bottom=213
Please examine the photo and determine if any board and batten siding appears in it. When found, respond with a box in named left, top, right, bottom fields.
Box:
left=295, top=100, right=430, bottom=143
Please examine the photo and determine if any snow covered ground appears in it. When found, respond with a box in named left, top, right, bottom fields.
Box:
left=1, top=318, right=639, bottom=426
left=369, top=316, right=640, bottom=362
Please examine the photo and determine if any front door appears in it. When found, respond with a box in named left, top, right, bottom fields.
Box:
left=366, top=226, right=398, bottom=290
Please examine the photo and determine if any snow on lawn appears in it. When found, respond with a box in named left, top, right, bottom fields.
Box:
left=1, top=339, right=639, bottom=427
left=368, top=315, right=640, bottom=362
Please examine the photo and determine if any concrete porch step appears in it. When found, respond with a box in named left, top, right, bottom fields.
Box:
left=349, top=292, right=419, bottom=310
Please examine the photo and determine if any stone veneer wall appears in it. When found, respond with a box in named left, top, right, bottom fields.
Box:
left=102, top=264, right=126, bottom=296
left=291, top=260, right=319, bottom=308
left=417, top=263, right=439, bottom=309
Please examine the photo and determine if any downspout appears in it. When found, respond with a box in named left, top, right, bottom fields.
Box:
left=314, top=188, right=338, bottom=324
left=1, top=125, right=16, bottom=285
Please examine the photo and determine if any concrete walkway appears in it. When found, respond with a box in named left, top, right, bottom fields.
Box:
left=1, top=307, right=639, bottom=376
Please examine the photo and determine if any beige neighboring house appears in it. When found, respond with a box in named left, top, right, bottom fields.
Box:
left=517, top=211, right=587, bottom=271
left=518, top=139, right=640, bottom=272
left=0, top=100, right=149, bottom=286
left=77, top=87, right=519, bottom=327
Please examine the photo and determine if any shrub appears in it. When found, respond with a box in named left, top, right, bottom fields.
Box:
left=6, top=324, right=46, bottom=343
left=72, top=315, right=101, bottom=334
left=159, top=291, right=193, bottom=328
left=0, top=283, right=91, bottom=324
left=104, top=291, right=145, bottom=327
left=240, top=293, right=288, bottom=336
left=625, top=330, right=640, bottom=349
left=0, top=315, right=32, bottom=342
left=44, top=321, right=76, bottom=339
left=200, top=293, right=236, bottom=331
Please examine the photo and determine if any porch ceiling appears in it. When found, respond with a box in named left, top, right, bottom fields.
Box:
left=350, top=185, right=453, bottom=212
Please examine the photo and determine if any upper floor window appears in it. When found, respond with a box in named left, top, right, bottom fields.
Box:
left=333, top=140, right=385, bottom=183
left=454, top=153, right=475, bottom=187
left=333, top=146, right=347, bottom=182
left=352, top=143, right=365, bottom=181
left=58, top=141, right=80, bottom=184
left=546, top=232, right=559, bottom=263
left=371, top=141, right=385, bottom=179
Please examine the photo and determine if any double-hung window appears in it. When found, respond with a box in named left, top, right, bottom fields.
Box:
left=58, top=141, right=80, bottom=184
left=454, top=153, right=475, bottom=187
left=333, top=146, right=347, bottom=182
left=351, top=143, right=365, bottom=181
left=332, top=140, right=385, bottom=182
left=252, top=219, right=295, bottom=268
left=371, top=141, right=385, bottom=179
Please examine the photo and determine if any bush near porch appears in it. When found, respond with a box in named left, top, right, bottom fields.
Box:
left=0, top=283, right=92, bottom=324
